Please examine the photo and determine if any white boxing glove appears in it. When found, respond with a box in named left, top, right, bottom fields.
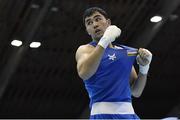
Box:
left=137, top=48, right=152, bottom=75
left=98, top=25, right=121, bottom=49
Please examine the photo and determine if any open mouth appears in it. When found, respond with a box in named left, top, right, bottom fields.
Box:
left=95, top=29, right=101, bottom=34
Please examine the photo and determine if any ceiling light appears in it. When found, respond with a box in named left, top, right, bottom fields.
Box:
left=150, top=16, right=162, bottom=23
left=11, top=40, right=22, bottom=47
left=30, top=42, right=41, bottom=48
left=51, top=7, right=58, bottom=12
left=31, top=4, right=39, bottom=9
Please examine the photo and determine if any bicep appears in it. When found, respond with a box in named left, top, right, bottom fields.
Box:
left=130, top=66, right=138, bottom=86
left=76, top=53, right=88, bottom=72
left=75, top=46, right=92, bottom=72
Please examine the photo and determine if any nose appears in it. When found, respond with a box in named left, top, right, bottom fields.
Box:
left=93, top=21, right=99, bottom=29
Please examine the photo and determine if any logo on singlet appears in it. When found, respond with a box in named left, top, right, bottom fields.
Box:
left=108, top=53, right=116, bottom=61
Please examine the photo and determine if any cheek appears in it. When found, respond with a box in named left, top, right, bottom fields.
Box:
left=103, top=22, right=109, bottom=27
left=86, top=27, right=93, bottom=34
left=100, top=21, right=109, bottom=28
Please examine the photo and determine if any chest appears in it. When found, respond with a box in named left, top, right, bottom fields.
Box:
left=97, top=48, right=136, bottom=72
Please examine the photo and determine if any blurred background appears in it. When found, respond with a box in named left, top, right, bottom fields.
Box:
left=0, top=0, right=180, bottom=119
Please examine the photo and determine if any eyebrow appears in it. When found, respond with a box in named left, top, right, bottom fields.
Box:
left=93, top=15, right=101, bottom=19
left=85, top=15, right=102, bottom=24
left=85, top=19, right=91, bottom=24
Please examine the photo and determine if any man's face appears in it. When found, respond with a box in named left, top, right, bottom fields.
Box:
left=85, top=11, right=111, bottom=41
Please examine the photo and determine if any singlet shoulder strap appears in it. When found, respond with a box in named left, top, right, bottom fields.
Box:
left=88, top=41, right=97, bottom=47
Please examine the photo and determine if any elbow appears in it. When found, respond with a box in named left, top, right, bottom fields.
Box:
left=133, top=93, right=141, bottom=98
left=78, top=69, right=91, bottom=80
left=77, top=64, right=88, bottom=80
left=78, top=71, right=87, bottom=80
left=132, top=91, right=142, bottom=98
left=77, top=64, right=95, bottom=80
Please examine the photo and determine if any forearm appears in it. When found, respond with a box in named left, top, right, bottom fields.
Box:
left=78, top=45, right=105, bottom=79
left=131, top=72, right=147, bottom=98
left=131, top=48, right=152, bottom=97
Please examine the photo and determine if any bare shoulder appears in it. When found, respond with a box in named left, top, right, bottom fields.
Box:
left=76, top=44, right=94, bottom=53
left=75, top=44, right=95, bottom=61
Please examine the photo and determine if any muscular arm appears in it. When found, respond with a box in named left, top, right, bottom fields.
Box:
left=75, top=44, right=105, bottom=80
left=130, top=66, right=148, bottom=98
left=75, top=25, right=121, bottom=80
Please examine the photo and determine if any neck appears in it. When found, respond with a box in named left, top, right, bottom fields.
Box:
left=92, top=37, right=100, bottom=43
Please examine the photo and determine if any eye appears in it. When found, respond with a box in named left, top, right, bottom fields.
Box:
left=95, top=17, right=101, bottom=22
left=87, top=21, right=93, bottom=25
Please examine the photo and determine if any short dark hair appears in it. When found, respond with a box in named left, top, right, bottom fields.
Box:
left=83, top=7, right=109, bottom=24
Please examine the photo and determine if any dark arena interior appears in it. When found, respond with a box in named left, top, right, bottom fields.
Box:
left=0, top=0, right=180, bottom=119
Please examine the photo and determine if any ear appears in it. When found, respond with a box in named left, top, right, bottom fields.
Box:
left=107, top=19, right=111, bottom=25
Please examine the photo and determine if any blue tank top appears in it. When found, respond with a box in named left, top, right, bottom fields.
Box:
left=84, top=41, right=138, bottom=108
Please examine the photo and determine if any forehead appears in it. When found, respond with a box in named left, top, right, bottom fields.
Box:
left=85, top=11, right=105, bottom=21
